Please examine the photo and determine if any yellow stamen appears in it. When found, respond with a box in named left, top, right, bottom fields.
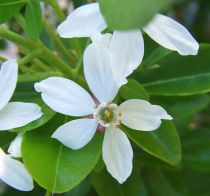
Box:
left=104, top=109, right=111, bottom=117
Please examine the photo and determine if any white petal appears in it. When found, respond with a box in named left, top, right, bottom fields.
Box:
left=102, top=127, right=133, bottom=184
left=8, top=134, right=23, bottom=158
left=0, top=59, right=18, bottom=111
left=90, top=32, right=112, bottom=48
left=52, top=118, right=98, bottom=150
left=0, top=148, right=33, bottom=191
left=143, top=14, right=199, bottom=55
left=35, top=77, right=95, bottom=116
left=57, top=3, right=107, bottom=38
left=110, top=30, right=144, bottom=87
left=0, top=102, right=43, bottom=131
left=119, top=99, right=172, bottom=131
left=84, top=43, right=119, bottom=103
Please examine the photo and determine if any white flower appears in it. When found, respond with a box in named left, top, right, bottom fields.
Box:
left=35, top=43, right=172, bottom=183
left=57, top=2, right=199, bottom=56
left=0, top=59, right=43, bottom=131
left=89, top=31, right=144, bottom=87
left=0, top=147, right=34, bottom=191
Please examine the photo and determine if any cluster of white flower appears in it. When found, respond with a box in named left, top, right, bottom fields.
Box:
left=0, top=60, right=42, bottom=191
left=0, top=2, right=199, bottom=191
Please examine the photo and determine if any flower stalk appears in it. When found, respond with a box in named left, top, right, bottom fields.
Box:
left=0, top=26, right=74, bottom=79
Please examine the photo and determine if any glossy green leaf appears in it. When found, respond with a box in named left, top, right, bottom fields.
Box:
left=120, top=79, right=149, bottom=101
left=182, top=171, right=210, bottom=196
left=0, top=0, right=25, bottom=24
left=154, top=94, right=210, bottom=118
left=91, top=166, right=142, bottom=196
left=99, top=0, right=171, bottom=30
left=25, top=0, right=42, bottom=39
left=0, top=132, right=16, bottom=150
left=145, top=169, right=188, bottom=196
left=139, top=44, right=210, bottom=95
left=22, top=116, right=103, bottom=193
left=182, top=129, right=210, bottom=172
left=125, top=121, right=181, bottom=165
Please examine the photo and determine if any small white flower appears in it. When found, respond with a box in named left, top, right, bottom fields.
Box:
left=57, top=2, right=199, bottom=56
left=35, top=43, right=172, bottom=183
left=0, top=59, right=43, bottom=131
left=0, top=147, right=34, bottom=191
left=89, top=31, right=144, bottom=87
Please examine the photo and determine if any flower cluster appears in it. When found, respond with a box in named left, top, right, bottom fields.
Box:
left=0, top=60, right=42, bottom=191
left=34, top=2, right=198, bottom=183
left=0, top=2, right=199, bottom=192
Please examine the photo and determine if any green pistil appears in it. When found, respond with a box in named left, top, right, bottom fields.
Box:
left=98, top=107, right=115, bottom=124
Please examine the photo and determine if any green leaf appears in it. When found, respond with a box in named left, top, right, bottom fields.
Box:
left=25, top=0, right=42, bottom=39
left=91, top=166, right=143, bottom=196
left=144, top=169, right=188, bottom=196
left=0, top=131, right=16, bottom=150
left=0, top=0, right=25, bottom=24
left=99, top=0, right=171, bottom=30
left=139, top=44, right=210, bottom=95
left=182, top=129, right=210, bottom=172
left=22, top=115, right=103, bottom=193
left=125, top=121, right=181, bottom=165
left=119, top=79, right=149, bottom=101
left=13, top=98, right=56, bottom=133
left=140, top=46, right=172, bottom=70
left=154, top=94, right=210, bottom=118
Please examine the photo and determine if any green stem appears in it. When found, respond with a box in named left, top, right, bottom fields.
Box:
left=15, top=13, right=27, bottom=32
left=45, top=190, right=51, bottom=196
left=32, top=58, right=53, bottom=72
left=0, top=27, right=74, bottom=78
left=72, top=39, right=91, bottom=79
left=46, top=0, right=65, bottom=21
left=44, top=21, right=78, bottom=66
left=0, top=27, right=37, bottom=49
left=18, top=50, right=42, bottom=66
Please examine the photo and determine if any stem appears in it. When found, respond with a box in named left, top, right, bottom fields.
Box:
left=18, top=50, right=42, bottom=66
left=45, top=190, right=51, bottom=196
left=44, top=21, right=78, bottom=66
left=19, top=71, right=63, bottom=83
left=15, top=13, right=26, bottom=32
left=72, top=39, right=91, bottom=79
left=32, top=58, right=53, bottom=72
left=0, top=27, right=37, bottom=49
left=0, top=27, right=74, bottom=78
left=46, top=0, right=65, bottom=21
left=41, top=46, right=73, bottom=78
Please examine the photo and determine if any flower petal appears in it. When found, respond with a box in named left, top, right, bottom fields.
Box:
left=102, top=127, right=133, bottom=184
left=90, top=32, right=112, bottom=48
left=8, top=134, right=23, bottom=158
left=119, top=99, right=172, bottom=131
left=57, top=3, right=107, bottom=38
left=84, top=43, right=119, bottom=103
left=35, top=77, right=95, bottom=116
left=110, top=30, right=144, bottom=86
left=0, top=148, right=33, bottom=191
left=143, top=14, right=199, bottom=55
left=0, top=59, right=18, bottom=111
left=0, top=102, right=43, bottom=131
left=52, top=118, right=98, bottom=150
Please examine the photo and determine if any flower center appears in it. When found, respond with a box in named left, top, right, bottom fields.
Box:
left=94, top=103, right=121, bottom=128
